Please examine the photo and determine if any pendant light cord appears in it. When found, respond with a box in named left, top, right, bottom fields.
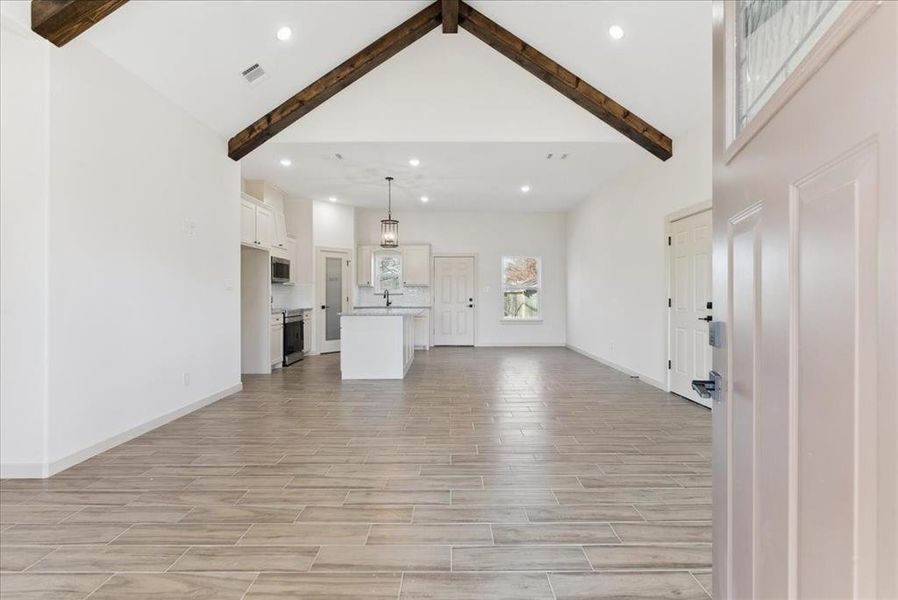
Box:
left=386, top=176, right=393, bottom=219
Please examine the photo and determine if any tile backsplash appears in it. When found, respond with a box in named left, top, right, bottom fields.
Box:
left=272, top=282, right=313, bottom=309
left=356, top=285, right=431, bottom=307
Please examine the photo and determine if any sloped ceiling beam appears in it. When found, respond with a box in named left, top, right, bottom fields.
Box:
left=228, top=0, right=672, bottom=162
left=457, top=3, right=672, bottom=160
left=32, top=0, right=128, bottom=47
left=228, top=3, right=442, bottom=161
left=441, top=0, right=459, bottom=33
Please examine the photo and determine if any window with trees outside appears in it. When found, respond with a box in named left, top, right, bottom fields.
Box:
left=374, top=251, right=402, bottom=293
left=502, top=256, right=540, bottom=320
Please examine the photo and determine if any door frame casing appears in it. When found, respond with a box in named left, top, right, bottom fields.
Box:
left=664, top=200, right=713, bottom=402
left=432, top=253, right=478, bottom=347
left=315, top=246, right=352, bottom=354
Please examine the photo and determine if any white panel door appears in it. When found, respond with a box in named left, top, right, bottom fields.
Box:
left=433, top=256, right=474, bottom=346
left=712, top=3, right=896, bottom=599
left=669, top=209, right=712, bottom=406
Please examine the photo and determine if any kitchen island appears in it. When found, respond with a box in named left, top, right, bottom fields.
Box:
left=340, top=309, right=422, bottom=379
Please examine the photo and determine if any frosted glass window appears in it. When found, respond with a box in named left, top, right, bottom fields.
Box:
left=736, top=0, right=849, bottom=133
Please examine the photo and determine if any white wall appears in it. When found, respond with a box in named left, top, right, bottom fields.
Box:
left=566, top=122, right=711, bottom=387
left=0, top=18, right=49, bottom=475
left=0, top=16, right=242, bottom=476
left=355, top=210, right=567, bottom=346
left=313, top=201, right=355, bottom=250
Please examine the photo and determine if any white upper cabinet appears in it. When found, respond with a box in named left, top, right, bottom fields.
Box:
left=240, top=198, right=256, bottom=246
left=402, top=244, right=431, bottom=286
left=241, top=194, right=278, bottom=250
left=273, top=211, right=288, bottom=250
left=357, top=245, right=373, bottom=287
left=255, top=205, right=274, bottom=249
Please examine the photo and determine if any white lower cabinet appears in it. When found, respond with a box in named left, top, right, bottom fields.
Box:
left=303, top=311, right=311, bottom=352
left=414, top=310, right=430, bottom=349
left=271, top=312, right=283, bottom=368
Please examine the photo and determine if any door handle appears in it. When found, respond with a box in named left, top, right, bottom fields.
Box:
left=692, top=370, right=722, bottom=400
left=698, top=315, right=712, bottom=322
left=321, top=305, right=327, bottom=310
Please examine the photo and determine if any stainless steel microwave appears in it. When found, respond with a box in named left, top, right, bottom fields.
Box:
left=271, top=256, right=290, bottom=283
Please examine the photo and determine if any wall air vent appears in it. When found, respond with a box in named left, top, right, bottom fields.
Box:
left=241, top=63, right=269, bottom=87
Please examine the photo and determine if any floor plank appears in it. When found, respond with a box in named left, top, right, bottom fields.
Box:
left=0, top=347, right=711, bottom=598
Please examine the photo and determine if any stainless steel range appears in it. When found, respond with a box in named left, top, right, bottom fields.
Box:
left=283, top=309, right=305, bottom=366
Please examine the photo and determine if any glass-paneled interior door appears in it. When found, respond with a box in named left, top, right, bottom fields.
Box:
left=317, top=249, right=350, bottom=353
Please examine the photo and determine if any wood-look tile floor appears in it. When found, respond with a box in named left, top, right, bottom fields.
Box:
left=0, top=347, right=712, bottom=599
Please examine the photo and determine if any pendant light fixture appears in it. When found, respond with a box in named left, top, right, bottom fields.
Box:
left=380, top=176, right=399, bottom=248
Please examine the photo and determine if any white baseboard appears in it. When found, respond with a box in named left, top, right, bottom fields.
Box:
left=0, top=462, right=47, bottom=479
left=0, top=383, right=242, bottom=479
left=475, top=342, right=566, bottom=348
left=566, top=344, right=667, bottom=391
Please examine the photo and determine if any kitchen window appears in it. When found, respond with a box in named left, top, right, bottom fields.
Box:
left=374, top=251, right=402, bottom=293
left=502, top=256, right=541, bottom=321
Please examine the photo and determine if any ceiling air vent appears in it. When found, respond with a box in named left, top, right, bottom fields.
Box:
left=241, top=63, right=269, bottom=87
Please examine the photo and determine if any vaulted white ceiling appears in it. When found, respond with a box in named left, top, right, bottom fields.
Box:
left=9, top=0, right=712, bottom=210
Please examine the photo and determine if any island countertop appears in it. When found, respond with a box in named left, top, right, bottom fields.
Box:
left=341, top=308, right=425, bottom=317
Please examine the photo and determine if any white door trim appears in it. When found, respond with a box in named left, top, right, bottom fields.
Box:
left=315, top=246, right=352, bottom=354
left=432, top=253, right=477, bottom=346
left=665, top=200, right=713, bottom=403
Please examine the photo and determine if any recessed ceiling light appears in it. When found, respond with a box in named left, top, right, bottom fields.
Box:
left=520, top=185, right=531, bottom=193
left=277, top=26, right=292, bottom=41
left=328, top=196, right=337, bottom=203
left=408, top=158, right=420, bottom=167
left=279, top=158, right=292, bottom=167
left=608, top=25, right=624, bottom=40
left=420, top=196, right=429, bottom=203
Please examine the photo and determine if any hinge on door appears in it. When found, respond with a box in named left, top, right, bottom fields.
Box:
left=668, top=236, right=671, bottom=246
left=668, top=298, right=672, bottom=308
left=668, top=360, right=672, bottom=370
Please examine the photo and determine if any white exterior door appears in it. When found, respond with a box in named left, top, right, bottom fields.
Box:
left=317, top=249, right=350, bottom=354
left=712, top=3, right=896, bottom=599
left=669, top=209, right=712, bottom=407
left=433, top=256, right=475, bottom=346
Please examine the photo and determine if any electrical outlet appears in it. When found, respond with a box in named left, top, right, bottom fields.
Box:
left=183, top=219, right=197, bottom=236
left=224, top=278, right=234, bottom=290
left=183, top=372, right=190, bottom=386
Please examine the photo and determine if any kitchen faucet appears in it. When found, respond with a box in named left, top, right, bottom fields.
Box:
left=382, top=290, right=403, bottom=307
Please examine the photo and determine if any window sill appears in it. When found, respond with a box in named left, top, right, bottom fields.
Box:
left=501, top=318, right=543, bottom=324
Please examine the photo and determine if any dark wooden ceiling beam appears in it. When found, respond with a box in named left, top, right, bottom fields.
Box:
left=228, top=2, right=442, bottom=161
left=441, top=0, right=459, bottom=33
left=457, top=2, right=672, bottom=160
left=31, top=0, right=129, bottom=47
